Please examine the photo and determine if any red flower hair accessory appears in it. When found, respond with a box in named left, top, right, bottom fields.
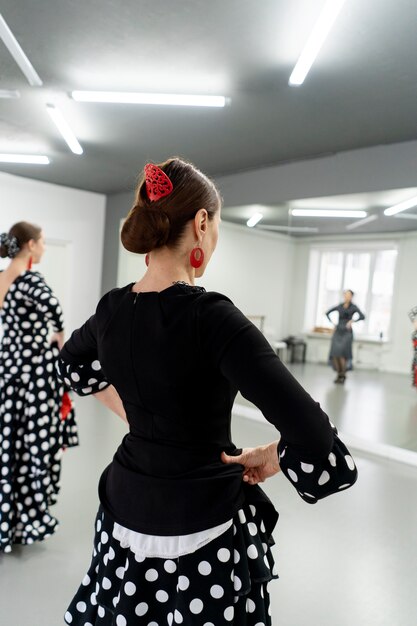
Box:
left=144, top=163, right=174, bottom=202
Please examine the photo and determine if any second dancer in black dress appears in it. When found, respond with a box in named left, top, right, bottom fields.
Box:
left=326, top=290, right=365, bottom=384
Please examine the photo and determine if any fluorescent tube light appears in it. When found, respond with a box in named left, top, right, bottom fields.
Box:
left=71, top=91, right=227, bottom=108
left=384, top=195, right=417, bottom=216
left=259, top=225, right=319, bottom=233
left=0, top=89, right=20, bottom=98
left=345, top=215, right=378, bottom=230
left=0, top=14, right=43, bottom=86
left=247, top=213, right=263, bottom=228
left=0, top=154, right=49, bottom=164
left=289, top=0, right=347, bottom=86
left=291, top=209, right=367, bottom=218
left=46, top=105, right=83, bottom=155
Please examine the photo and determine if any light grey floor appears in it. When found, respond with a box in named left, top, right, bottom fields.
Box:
left=1, top=383, right=417, bottom=626
left=237, top=362, right=417, bottom=453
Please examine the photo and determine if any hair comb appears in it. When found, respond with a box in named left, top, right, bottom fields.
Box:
left=144, top=163, right=174, bottom=202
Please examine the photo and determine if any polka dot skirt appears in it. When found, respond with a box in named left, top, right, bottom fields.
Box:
left=0, top=271, right=79, bottom=553
left=64, top=504, right=277, bottom=625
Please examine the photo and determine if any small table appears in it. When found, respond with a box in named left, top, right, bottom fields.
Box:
left=272, top=341, right=288, bottom=362
left=286, top=339, right=307, bottom=364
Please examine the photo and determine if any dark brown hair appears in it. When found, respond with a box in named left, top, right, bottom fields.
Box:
left=121, top=157, right=221, bottom=254
left=0, top=221, right=42, bottom=258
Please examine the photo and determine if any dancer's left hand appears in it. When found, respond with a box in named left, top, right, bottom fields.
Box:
left=50, top=331, right=65, bottom=350
left=221, top=441, right=281, bottom=485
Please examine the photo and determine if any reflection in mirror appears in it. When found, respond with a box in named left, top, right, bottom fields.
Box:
left=219, top=188, right=417, bottom=459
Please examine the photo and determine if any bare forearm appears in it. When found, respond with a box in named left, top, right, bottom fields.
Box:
left=93, top=385, right=128, bottom=424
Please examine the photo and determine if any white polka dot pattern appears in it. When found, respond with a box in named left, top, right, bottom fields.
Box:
left=0, top=270, right=79, bottom=553
left=278, top=426, right=358, bottom=503
left=57, top=355, right=110, bottom=397
left=63, top=505, right=278, bottom=625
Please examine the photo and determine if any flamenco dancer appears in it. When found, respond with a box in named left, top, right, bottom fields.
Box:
left=326, top=290, right=365, bottom=384
left=60, top=158, right=357, bottom=626
left=0, top=221, right=78, bottom=553
left=409, top=306, right=417, bottom=388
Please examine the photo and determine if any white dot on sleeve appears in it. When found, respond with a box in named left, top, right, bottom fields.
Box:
left=345, top=455, right=356, bottom=470
left=328, top=453, right=337, bottom=467
left=318, top=471, right=330, bottom=485
left=301, top=462, right=314, bottom=473
left=287, top=469, right=298, bottom=483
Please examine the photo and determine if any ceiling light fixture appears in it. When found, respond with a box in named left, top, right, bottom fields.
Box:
left=71, top=91, right=227, bottom=108
left=259, top=225, right=319, bottom=233
left=0, top=154, right=49, bottom=164
left=0, top=14, right=43, bottom=86
left=345, top=215, right=378, bottom=230
left=0, top=89, right=20, bottom=98
left=247, top=213, right=263, bottom=228
left=384, top=195, right=417, bottom=216
left=46, top=105, right=83, bottom=155
left=291, top=209, right=367, bottom=218
left=289, top=0, right=347, bottom=86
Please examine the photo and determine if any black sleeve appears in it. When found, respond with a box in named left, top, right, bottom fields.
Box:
left=57, top=313, right=110, bottom=396
left=198, top=293, right=358, bottom=502
left=352, top=305, right=365, bottom=322
left=325, top=305, right=339, bottom=323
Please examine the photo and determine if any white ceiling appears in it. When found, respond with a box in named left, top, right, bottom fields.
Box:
left=222, top=188, right=417, bottom=236
left=1, top=0, right=417, bottom=235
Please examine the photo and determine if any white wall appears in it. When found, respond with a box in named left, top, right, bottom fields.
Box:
left=116, top=213, right=416, bottom=373
left=0, top=172, right=106, bottom=333
left=288, top=231, right=417, bottom=374
left=117, top=221, right=295, bottom=341
left=201, top=222, right=294, bottom=340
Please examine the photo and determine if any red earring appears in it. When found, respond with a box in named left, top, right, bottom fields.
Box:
left=190, top=245, right=204, bottom=269
left=27, top=257, right=33, bottom=270
left=145, top=254, right=150, bottom=267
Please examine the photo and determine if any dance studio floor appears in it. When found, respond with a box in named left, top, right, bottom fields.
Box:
left=237, top=362, right=417, bottom=453
left=1, top=368, right=417, bottom=626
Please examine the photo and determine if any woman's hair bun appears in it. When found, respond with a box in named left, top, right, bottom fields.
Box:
left=121, top=157, right=221, bottom=255
left=121, top=206, right=170, bottom=254
left=0, top=243, right=9, bottom=259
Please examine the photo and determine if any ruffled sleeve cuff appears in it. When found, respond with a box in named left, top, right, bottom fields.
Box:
left=57, top=356, right=111, bottom=397
left=278, top=428, right=358, bottom=504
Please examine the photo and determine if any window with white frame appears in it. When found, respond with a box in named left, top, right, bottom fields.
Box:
left=312, top=247, right=398, bottom=339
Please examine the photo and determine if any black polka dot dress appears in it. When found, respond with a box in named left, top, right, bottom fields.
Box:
left=0, top=270, right=78, bottom=553
left=59, top=283, right=358, bottom=625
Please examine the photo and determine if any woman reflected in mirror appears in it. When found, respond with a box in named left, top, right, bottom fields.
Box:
left=326, top=289, right=365, bottom=384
